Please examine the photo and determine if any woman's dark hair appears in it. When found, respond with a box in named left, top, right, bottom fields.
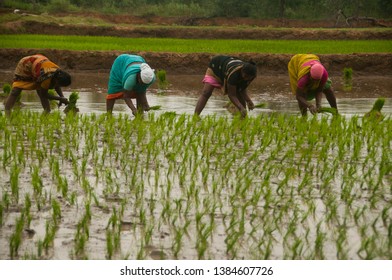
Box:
left=55, top=70, right=72, bottom=87
left=242, top=60, right=257, bottom=77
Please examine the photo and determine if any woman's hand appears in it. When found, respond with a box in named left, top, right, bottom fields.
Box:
left=240, top=108, right=248, bottom=118
left=308, top=104, right=318, bottom=115
left=143, top=104, right=151, bottom=112
left=247, top=100, right=255, bottom=110
left=58, top=97, right=69, bottom=107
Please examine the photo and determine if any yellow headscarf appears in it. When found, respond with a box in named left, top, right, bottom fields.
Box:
left=288, top=54, right=321, bottom=94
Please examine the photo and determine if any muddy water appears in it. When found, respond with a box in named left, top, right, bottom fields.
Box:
left=1, top=71, right=391, bottom=117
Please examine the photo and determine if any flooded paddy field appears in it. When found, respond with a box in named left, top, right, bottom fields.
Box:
left=0, top=71, right=391, bottom=260
left=1, top=71, right=392, bottom=117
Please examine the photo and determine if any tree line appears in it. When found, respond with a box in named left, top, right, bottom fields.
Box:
left=3, top=0, right=392, bottom=19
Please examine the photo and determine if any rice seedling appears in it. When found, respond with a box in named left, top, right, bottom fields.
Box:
left=42, top=220, right=57, bottom=254
left=253, top=103, right=267, bottom=108
left=1, top=83, right=23, bottom=108
left=51, top=199, right=62, bottom=226
left=0, top=201, right=3, bottom=227
left=64, top=91, right=80, bottom=114
left=10, top=164, right=20, bottom=204
left=343, top=67, right=353, bottom=92
left=319, top=107, right=339, bottom=116
left=9, top=213, right=25, bottom=259
left=47, top=89, right=61, bottom=109
left=23, top=194, right=32, bottom=229
left=156, top=69, right=169, bottom=93
left=2, top=34, right=392, bottom=54
left=0, top=110, right=391, bottom=260
left=1, top=83, right=11, bottom=100
left=364, top=98, right=385, bottom=120
left=149, top=105, right=162, bottom=110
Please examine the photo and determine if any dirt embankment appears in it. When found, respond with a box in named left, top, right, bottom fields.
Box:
left=1, top=48, right=391, bottom=76
left=3, top=19, right=392, bottom=40
left=1, top=11, right=391, bottom=76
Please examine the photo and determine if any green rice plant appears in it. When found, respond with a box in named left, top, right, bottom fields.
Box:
left=1, top=83, right=23, bottom=107
left=343, top=67, right=353, bottom=92
left=9, top=213, right=25, bottom=259
left=73, top=202, right=92, bottom=258
left=57, top=175, right=69, bottom=198
left=51, top=199, right=62, bottom=227
left=149, top=105, right=162, bottom=110
left=136, top=241, right=146, bottom=260
left=172, top=227, right=184, bottom=259
left=0, top=202, right=3, bottom=227
left=0, top=110, right=391, bottom=260
left=64, top=91, right=80, bottom=114
left=106, top=229, right=114, bottom=260
left=37, top=240, right=43, bottom=258
left=23, top=194, right=32, bottom=229
left=2, top=192, right=10, bottom=212
left=1, top=35, right=391, bottom=54
left=314, top=222, right=325, bottom=259
left=364, top=98, right=385, bottom=120
left=47, top=89, right=60, bottom=109
left=2, top=83, right=11, bottom=96
left=144, top=225, right=154, bottom=247
left=254, top=103, right=267, bottom=109
left=156, top=69, right=169, bottom=92
left=357, top=236, right=377, bottom=260
left=74, top=217, right=89, bottom=257
left=10, top=164, right=20, bottom=204
left=42, top=220, right=56, bottom=253
left=319, top=107, right=338, bottom=116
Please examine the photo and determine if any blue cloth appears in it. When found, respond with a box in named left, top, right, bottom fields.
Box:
left=107, top=54, right=154, bottom=94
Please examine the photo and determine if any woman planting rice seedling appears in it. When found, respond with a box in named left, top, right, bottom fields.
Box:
left=194, top=55, right=257, bottom=118
left=106, top=54, right=156, bottom=116
left=5, top=54, right=71, bottom=114
left=288, top=54, right=338, bottom=116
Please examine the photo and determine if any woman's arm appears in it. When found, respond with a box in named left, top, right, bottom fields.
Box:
left=227, top=84, right=247, bottom=117
left=54, top=86, right=69, bottom=106
left=323, top=87, right=338, bottom=111
left=296, top=88, right=317, bottom=115
left=136, top=91, right=150, bottom=112
left=123, top=90, right=138, bottom=116
left=242, top=89, right=254, bottom=110
left=315, top=91, right=323, bottom=110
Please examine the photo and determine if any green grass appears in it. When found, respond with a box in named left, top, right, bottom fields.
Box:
left=1, top=34, right=391, bottom=54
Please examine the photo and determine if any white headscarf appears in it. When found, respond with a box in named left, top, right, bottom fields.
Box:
left=140, top=63, right=155, bottom=84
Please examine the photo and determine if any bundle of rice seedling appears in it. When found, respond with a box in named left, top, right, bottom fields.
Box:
left=149, top=105, right=161, bottom=111
left=319, top=107, right=338, bottom=116
left=64, top=91, right=80, bottom=114
left=254, top=103, right=267, bottom=109
left=364, top=98, right=385, bottom=121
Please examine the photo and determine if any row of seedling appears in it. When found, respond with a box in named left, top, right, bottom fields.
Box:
left=0, top=110, right=390, bottom=259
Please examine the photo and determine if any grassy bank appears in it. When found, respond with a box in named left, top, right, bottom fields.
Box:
left=1, top=34, right=391, bottom=54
